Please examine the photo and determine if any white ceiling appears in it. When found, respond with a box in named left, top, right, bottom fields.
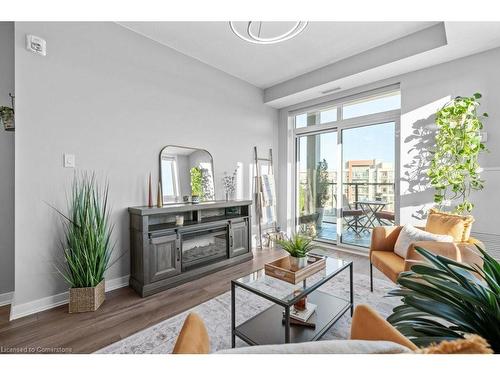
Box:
left=119, top=21, right=500, bottom=108
left=118, top=21, right=438, bottom=88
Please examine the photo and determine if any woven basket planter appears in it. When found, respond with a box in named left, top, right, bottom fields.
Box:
left=68, top=280, right=105, bottom=313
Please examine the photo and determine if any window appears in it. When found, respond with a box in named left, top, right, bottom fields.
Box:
left=294, top=90, right=400, bottom=129
left=295, top=106, right=337, bottom=128
left=342, top=91, right=400, bottom=119
left=161, top=156, right=179, bottom=201
left=291, top=87, right=400, bottom=250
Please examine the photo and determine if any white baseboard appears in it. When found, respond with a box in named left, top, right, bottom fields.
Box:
left=0, top=291, right=14, bottom=307
left=9, top=275, right=130, bottom=321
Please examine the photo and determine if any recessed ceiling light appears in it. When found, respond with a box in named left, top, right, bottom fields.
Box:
left=321, top=87, right=342, bottom=95
left=229, top=21, right=308, bottom=45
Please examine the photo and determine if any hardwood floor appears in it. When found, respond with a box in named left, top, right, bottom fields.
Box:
left=0, top=247, right=382, bottom=354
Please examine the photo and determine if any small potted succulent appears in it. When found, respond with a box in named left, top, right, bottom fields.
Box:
left=276, top=234, right=314, bottom=270
left=0, top=106, right=14, bottom=130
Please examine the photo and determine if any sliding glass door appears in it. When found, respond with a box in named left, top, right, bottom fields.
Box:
left=340, top=122, right=396, bottom=247
left=296, top=131, right=338, bottom=242
left=293, top=88, right=400, bottom=249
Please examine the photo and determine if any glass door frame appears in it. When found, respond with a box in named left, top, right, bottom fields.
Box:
left=292, top=107, right=401, bottom=251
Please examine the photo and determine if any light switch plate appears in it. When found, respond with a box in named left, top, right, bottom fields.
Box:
left=63, top=153, right=76, bottom=168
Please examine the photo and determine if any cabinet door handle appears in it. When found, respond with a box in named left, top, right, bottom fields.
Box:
left=176, top=238, right=181, bottom=262
left=230, top=236, right=234, bottom=248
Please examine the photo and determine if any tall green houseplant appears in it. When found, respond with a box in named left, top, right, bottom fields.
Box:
left=55, top=173, right=115, bottom=288
left=428, top=93, right=488, bottom=214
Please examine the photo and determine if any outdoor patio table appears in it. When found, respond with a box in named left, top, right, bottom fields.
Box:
left=354, top=200, right=387, bottom=230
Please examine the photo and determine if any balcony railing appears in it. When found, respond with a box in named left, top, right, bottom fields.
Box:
left=299, top=181, right=396, bottom=217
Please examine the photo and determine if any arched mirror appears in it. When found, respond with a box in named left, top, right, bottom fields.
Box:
left=159, top=145, right=215, bottom=204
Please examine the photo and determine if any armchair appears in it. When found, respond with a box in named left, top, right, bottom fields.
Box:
left=369, top=225, right=483, bottom=292
left=173, top=305, right=417, bottom=354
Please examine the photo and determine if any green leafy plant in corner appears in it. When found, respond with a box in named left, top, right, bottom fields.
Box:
left=315, top=159, right=330, bottom=209
left=190, top=166, right=203, bottom=197
left=428, top=93, right=488, bottom=214
left=52, top=173, right=115, bottom=288
left=276, top=234, right=315, bottom=258
left=387, top=246, right=500, bottom=353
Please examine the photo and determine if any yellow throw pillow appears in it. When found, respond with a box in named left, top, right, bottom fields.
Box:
left=425, top=208, right=474, bottom=242
left=417, top=334, right=493, bottom=354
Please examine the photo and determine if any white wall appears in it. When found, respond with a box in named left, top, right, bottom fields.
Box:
left=278, top=47, right=500, bottom=243
left=399, top=47, right=500, bottom=234
left=13, top=22, right=277, bottom=315
left=0, top=22, right=15, bottom=299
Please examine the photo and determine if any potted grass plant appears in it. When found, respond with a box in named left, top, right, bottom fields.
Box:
left=54, top=173, right=115, bottom=313
left=276, top=234, right=315, bottom=270
left=387, top=246, right=500, bottom=353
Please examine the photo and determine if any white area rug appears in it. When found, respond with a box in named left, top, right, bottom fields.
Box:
left=97, top=271, right=400, bottom=354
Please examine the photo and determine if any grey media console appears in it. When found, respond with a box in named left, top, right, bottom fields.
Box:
left=128, top=200, right=253, bottom=297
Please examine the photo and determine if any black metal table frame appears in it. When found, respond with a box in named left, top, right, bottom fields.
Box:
left=231, top=260, right=353, bottom=348
left=354, top=201, right=387, bottom=232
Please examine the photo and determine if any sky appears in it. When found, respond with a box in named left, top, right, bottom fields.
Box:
left=297, top=93, right=398, bottom=173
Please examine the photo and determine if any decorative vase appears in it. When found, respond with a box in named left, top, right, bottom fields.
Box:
left=289, top=255, right=308, bottom=270
left=157, top=181, right=163, bottom=208
left=293, top=291, right=307, bottom=311
left=191, top=195, right=200, bottom=204
left=0, top=116, right=14, bottom=131
left=147, top=173, right=153, bottom=208
left=68, top=280, right=105, bottom=313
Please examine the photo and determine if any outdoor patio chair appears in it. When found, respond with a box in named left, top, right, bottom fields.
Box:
left=338, top=194, right=365, bottom=235
left=374, top=210, right=395, bottom=225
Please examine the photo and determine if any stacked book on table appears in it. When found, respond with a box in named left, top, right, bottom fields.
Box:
left=282, top=303, right=317, bottom=329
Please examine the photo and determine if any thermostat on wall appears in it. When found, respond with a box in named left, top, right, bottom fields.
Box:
left=26, top=35, right=47, bottom=56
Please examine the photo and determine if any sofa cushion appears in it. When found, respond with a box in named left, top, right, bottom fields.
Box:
left=350, top=304, right=418, bottom=350
left=172, top=313, right=210, bottom=354
left=394, top=225, right=454, bottom=258
left=216, top=340, right=412, bottom=354
left=425, top=208, right=474, bottom=242
left=371, top=251, right=405, bottom=283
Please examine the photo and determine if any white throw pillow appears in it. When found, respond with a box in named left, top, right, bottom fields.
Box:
left=394, top=225, right=454, bottom=259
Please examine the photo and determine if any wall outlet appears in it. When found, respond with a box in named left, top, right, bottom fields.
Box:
left=480, top=131, right=488, bottom=143
left=26, top=35, right=47, bottom=56
left=63, top=154, right=76, bottom=168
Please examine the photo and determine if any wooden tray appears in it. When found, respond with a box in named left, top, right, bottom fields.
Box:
left=264, top=254, right=326, bottom=284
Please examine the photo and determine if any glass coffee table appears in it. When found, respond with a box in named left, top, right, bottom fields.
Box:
left=231, top=255, right=353, bottom=347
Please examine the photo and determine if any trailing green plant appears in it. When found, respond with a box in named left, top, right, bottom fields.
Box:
left=387, top=246, right=500, bottom=352
left=53, top=173, right=115, bottom=288
left=276, top=234, right=315, bottom=258
left=428, top=93, right=488, bottom=214
left=0, top=106, right=14, bottom=121
left=190, top=166, right=203, bottom=197
left=315, top=159, right=330, bottom=209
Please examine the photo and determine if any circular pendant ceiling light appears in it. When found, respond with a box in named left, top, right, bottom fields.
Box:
left=229, top=21, right=308, bottom=45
